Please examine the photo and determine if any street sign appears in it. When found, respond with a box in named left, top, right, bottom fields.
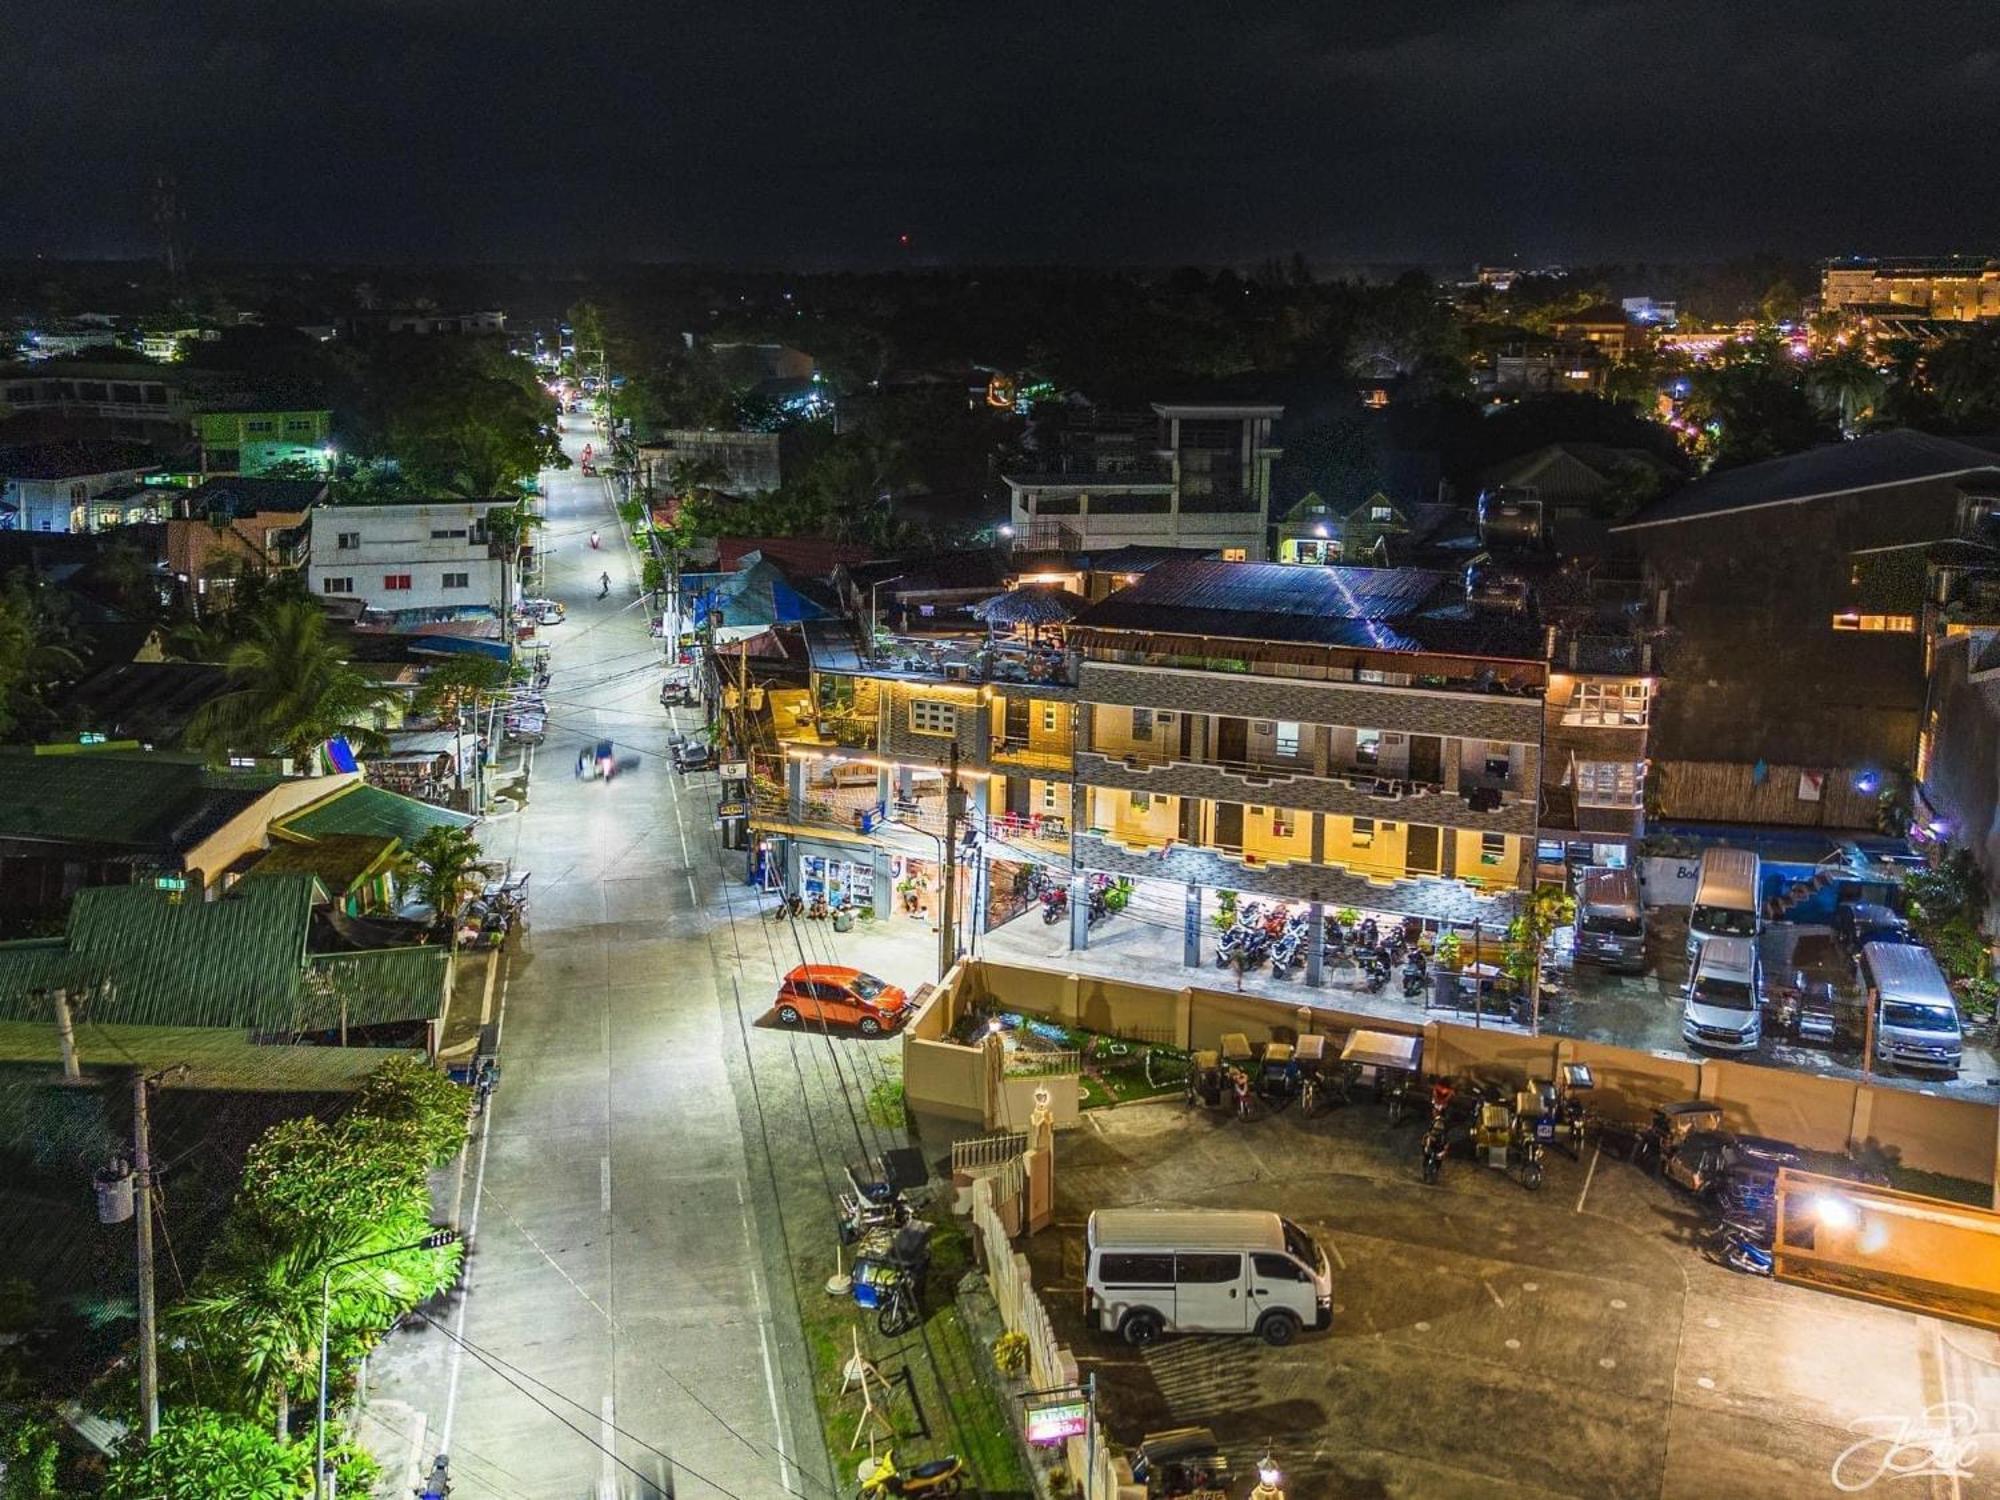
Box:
left=1024, top=1398, right=1090, bottom=1445
left=719, top=760, right=748, bottom=781
left=717, top=800, right=748, bottom=819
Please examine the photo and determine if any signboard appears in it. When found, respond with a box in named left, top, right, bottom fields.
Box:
left=717, top=800, right=748, bottom=819
left=1024, top=1399, right=1090, bottom=1446
left=719, top=760, right=749, bottom=781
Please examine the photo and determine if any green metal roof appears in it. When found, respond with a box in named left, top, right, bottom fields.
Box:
left=276, top=783, right=477, bottom=845
left=244, top=834, right=400, bottom=893
left=0, top=1021, right=413, bottom=1092
left=0, top=748, right=285, bottom=857
left=305, top=947, right=452, bottom=1028
left=0, top=876, right=446, bottom=1033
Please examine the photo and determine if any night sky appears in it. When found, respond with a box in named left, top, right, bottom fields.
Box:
left=6, top=0, right=1999, bottom=267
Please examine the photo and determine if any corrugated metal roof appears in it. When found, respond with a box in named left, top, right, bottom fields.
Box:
left=1072, top=559, right=1544, bottom=660
left=277, top=783, right=477, bottom=844
left=1615, top=430, right=2000, bottom=531
left=0, top=750, right=284, bottom=855
left=244, top=834, right=399, bottom=893
left=0, top=876, right=448, bottom=1032
left=0, top=1021, right=412, bottom=1092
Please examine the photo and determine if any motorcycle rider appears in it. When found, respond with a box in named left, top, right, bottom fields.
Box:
left=589, top=529, right=600, bottom=549
left=599, top=571, right=611, bottom=598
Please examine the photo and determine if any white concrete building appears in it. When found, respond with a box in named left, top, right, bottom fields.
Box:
left=1003, top=400, right=1283, bottom=560
left=308, top=499, right=514, bottom=618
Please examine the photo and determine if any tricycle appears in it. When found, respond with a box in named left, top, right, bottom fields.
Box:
left=851, top=1221, right=931, bottom=1336
left=838, top=1147, right=927, bottom=1244
left=1130, top=1428, right=1231, bottom=1500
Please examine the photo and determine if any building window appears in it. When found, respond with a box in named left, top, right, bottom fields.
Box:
left=1130, top=791, right=1152, bottom=814
left=1275, top=721, right=1300, bottom=758
left=1220, top=548, right=1247, bottom=562
left=1564, top=680, right=1650, bottom=727
left=1041, top=704, right=1059, bottom=733
left=442, top=572, right=469, bottom=589
left=1355, top=729, right=1381, bottom=766
left=322, top=576, right=352, bottom=594
left=1272, top=809, right=1295, bottom=838
left=285, top=418, right=313, bottom=432
left=1575, top=761, right=1642, bottom=808
left=910, top=700, right=957, bottom=736
left=1130, top=708, right=1154, bottom=741
left=246, top=419, right=274, bottom=434
left=382, top=574, right=412, bottom=591
left=1370, top=504, right=1394, bottom=521
left=1351, top=817, right=1375, bottom=847
left=1831, top=612, right=1916, bottom=633
left=336, top=531, right=360, bottom=550
left=431, top=528, right=468, bottom=540
left=1480, top=832, right=1508, bottom=866
left=1041, top=782, right=1061, bottom=812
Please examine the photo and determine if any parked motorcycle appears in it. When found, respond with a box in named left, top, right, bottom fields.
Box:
left=1702, top=1217, right=1775, bottom=1277
left=1401, top=950, right=1429, bottom=998
left=1359, top=950, right=1392, bottom=993
left=1420, top=1117, right=1448, bottom=1184
left=1041, top=887, right=1068, bottom=925
left=860, top=1451, right=964, bottom=1499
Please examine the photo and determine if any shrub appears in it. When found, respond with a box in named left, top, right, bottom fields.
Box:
left=352, top=1056, right=472, bottom=1168
left=103, top=1408, right=376, bottom=1500
left=992, top=1330, right=1030, bottom=1377
left=865, top=1080, right=907, bottom=1129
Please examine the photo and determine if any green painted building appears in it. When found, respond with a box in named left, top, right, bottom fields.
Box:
left=195, top=407, right=334, bottom=477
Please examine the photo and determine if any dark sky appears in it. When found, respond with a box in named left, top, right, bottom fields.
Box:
left=6, top=0, right=1998, bottom=268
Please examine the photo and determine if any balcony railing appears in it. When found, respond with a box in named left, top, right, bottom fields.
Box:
left=1079, top=746, right=1525, bottom=809
left=865, top=634, right=1078, bottom=688
left=986, top=812, right=1069, bottom=851
left=990, top=738, right=1070, bottom=772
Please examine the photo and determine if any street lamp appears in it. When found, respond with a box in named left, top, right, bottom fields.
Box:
left=317, top=1229, right=458, bottom=1500
left=868, top=574, right=907, bottom=656
left=1250, top=1450, right=1284, bottom=1500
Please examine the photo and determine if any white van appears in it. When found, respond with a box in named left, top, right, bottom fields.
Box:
left=1681, top=935, right=1762, bottom=1052
left=1687, top=848, right=1761, bottom=958
left=1085, top=1209, right=1331, bottom=1348
left=1861, top=941, right=1962, bottom=1075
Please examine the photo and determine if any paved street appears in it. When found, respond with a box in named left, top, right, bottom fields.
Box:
left=365, top=412, right=831, bottom=1500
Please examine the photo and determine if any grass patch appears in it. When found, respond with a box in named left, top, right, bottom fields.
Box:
left=791, top=1214, right=1032, bottom=1497
left=1007, top=1022, right=1188, bottom=1110
left=866, top=1080, right=907, bottom=1129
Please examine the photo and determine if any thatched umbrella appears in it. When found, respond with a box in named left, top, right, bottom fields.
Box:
left=973, top=586, right=1079, bottom=639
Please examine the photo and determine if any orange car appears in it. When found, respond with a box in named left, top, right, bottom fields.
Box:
left=775, top=965, right=911, bottom=1036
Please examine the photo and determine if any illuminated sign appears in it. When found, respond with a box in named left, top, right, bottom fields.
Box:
left=1024, top=1399, right=1089, bottom=1445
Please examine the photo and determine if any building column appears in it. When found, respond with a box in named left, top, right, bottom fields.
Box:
left=786, top=757, right=806, bottom=820
left=1183, top=883, right=1202, bottom=968
left=1443, top=738, right=1461, bottom=795
left=1305, top=899, right=1326, bottom=987
left=1069, top=868, right=1090, bottom=952
left=1312, top=725, right=1329, bottom=777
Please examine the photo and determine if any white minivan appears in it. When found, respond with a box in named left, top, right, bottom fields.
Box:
left=1862, top=941, right=1963, bottom=1075
left=1687, top=847, right=1761, bottom=958
left=1085, top=1209, right=1331, bottom=1348
left=1681, top=934, right=1762, bottom=1052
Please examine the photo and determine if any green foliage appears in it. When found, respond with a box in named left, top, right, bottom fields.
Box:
left=1503, top=884, right=1576, bottom=989
left=0, top=570, right=87, bottom=742
left=351, top=1056, right=472, bottom=1168
left=411, top=656, right=510, bottom=722
left=397, top=825, right=487, bottom=941
left=235, top=1116, right=427, bottom=1239
left=864, top=1079, right=907, bottom=1129
left=0, top=1407, right=62, bottom=1500
left=641, top=555, right=669, bottom=596
left=1433, top=931, right=1465, bottom=971
left=185, top=599, right=395, bottom=762
left=1681, top=334, right=1836, bottom=470
left=991, top=1329, right=1030, bottom=1377
left=103, top=1407, right=375, bottom=1500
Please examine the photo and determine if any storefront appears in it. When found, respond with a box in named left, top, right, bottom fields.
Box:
left=799, top=852, right=876, bottom=914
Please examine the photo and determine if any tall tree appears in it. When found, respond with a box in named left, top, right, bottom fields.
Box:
left=395, top=825, right=486, bottom=943
left=186, top=600, right=394, bottom=762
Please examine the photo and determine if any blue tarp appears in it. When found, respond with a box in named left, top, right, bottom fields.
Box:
left=406, top=635, right=512, bottom=662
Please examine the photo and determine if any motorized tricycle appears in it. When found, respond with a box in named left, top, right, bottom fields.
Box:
left=850, top=1222, right=932, bottom=1336
left=1130, top=1427, right=1232, bottom=1500
left=838, top=1148, right=927, bottom=1244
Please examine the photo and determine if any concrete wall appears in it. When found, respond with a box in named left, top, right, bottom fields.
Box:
left=902, top=959, right=2000, bottom=1195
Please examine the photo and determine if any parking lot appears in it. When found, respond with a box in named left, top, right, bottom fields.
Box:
left=981, top=905, right=2000, bottom=1099
left=1021, top=1095, right=2000, bottom=1500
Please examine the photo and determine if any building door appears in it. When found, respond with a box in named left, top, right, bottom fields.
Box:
left=1408, top=735, right=1443, bottom=786
left=1004, top=696, right=1029, bottom=744
left=1178, top=712, right=1194, bottom=760
left=1173, top=1253, right=1247, bottom=1333
left=1005, top=776, right=1028, bottom=818
left=1212, top=801, right=1244, bottom=850
left=1405, top=824, right=1441, bottom=875
left=1179, top=798, right=1202, bottom=844
left=1215, top=717, right=1248, bottom=765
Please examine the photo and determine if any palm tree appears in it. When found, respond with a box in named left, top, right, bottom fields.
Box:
left=395, top=825, right=486, bottom=943
left=665, top=455, right=729, bottom=505
left=186, top=600, right=395, bottom=763
left=1807, top=350, right=1886, bottom=436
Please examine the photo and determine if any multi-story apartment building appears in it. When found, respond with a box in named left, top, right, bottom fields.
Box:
left=196, top=407, right=334, bottom=476
left=1821, top=257, right=2000, bottom=324
left=1064, top=560, right=1544, bottom=972
left=1003, top=401, right=1283, bottom=560
left=308, top=499, right=517, bottom=620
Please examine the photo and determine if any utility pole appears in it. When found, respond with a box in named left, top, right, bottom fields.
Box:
left=941, top=741, right=966, bottom=979
left=52, top=988, right=80, bottom=1080
left=132, top=1071, right=159, bottom=1442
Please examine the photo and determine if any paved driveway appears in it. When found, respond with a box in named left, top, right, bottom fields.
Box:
left=1023, top=1097, right=2000, bottom=1499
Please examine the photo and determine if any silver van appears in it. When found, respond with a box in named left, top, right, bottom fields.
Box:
left=1687, top=847, right=1761, bottom=958
left=1681, top=935, right=1762, bottom=1052
left=1861, top=941, right=1961, bottom=1075
left=1575, top=866, right=1646, bottom=972
left=1085, top=1209, right=1332, bottom=1348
